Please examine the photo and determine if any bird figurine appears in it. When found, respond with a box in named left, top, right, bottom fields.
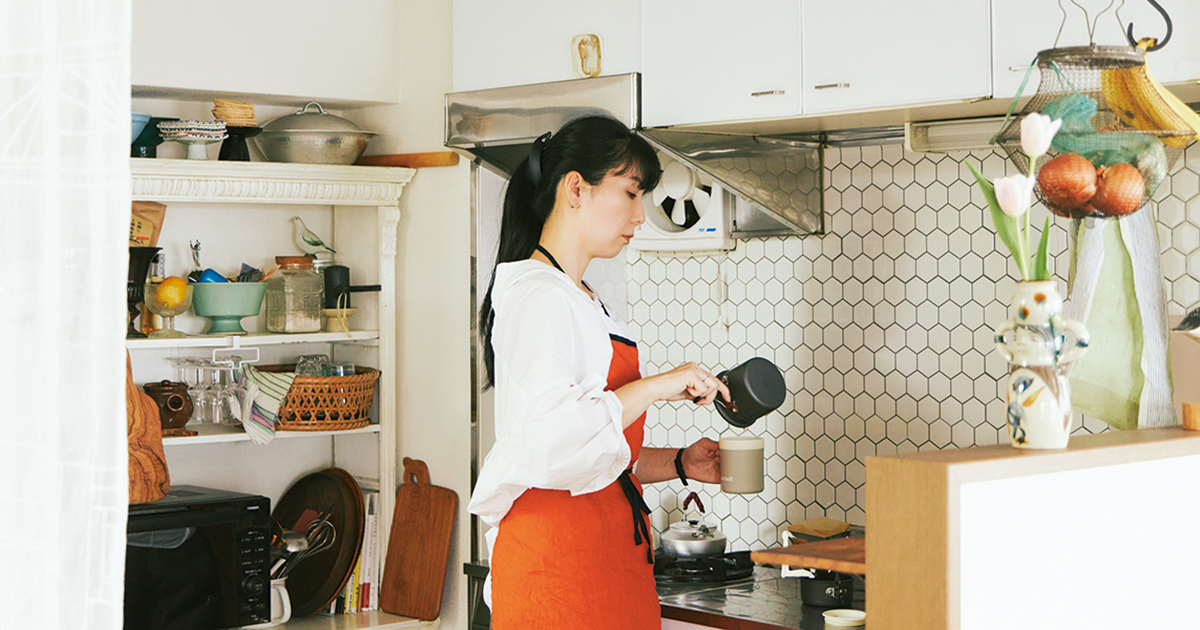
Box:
left=1175, top=305, right=1200, bottom=332
left=291, top=216, right=336, bottom=256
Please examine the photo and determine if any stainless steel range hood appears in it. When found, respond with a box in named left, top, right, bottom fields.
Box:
left=445, top=73, right=822, bottom=236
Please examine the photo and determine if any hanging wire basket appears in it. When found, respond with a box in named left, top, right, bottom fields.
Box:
left=993, top=44, right=1190, bottom=219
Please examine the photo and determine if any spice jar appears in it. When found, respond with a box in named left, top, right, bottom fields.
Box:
left=266, top=255, right=323, bottom=333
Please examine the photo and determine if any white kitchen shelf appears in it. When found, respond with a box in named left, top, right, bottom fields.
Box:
left=280, top=610, right=438, bottom=630
left=126, top=330, right=379, bottom=350
left=164, top=422, right=381, bottom=445
left=130, top=158, right=415, bottom=628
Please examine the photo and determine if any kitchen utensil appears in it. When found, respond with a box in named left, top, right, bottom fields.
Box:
left=380, top=458, right=459, bottom=621
left=321, top=264, right=383, bottom=309
left=141, top=380, right=195, bottom=436
left=271, top=467, right=364, bottom=617
left=799, top=570, right=854, bottom=608
left=127, top=246, right=161, bottom=339
left=282, top=530, right=309, bottom=554
left=660, top=520, right=728, bottom=557
left=714, top=357, right=786, bottom=428
left=355, top=151, right=460, bottom=168
left=219, top=125, right=262, bottom=161
left=751, top=535, right=866, bottom=575
left=719, top=436, right=764, bottom=494
left=191, top=281, right=267, bottom=335
left=255, top=102, right=377, bottom=165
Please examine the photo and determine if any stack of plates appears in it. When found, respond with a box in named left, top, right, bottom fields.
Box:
left=157, top=120, right=228, bottom=142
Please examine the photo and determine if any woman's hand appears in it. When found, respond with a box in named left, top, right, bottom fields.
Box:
left=680, top=437, right=721, bottom=484
left=650, top=362, right=731, bottom=406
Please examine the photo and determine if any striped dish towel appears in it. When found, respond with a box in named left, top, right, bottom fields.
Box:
left=240, top=364, right=296, bottom=445
left=1063, top=209, right=1175, bottom=430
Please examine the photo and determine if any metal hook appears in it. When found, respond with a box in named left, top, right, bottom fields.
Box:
left=1125, top=0, right=1172, bottom=51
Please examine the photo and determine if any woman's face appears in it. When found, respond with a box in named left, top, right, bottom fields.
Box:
left=579, top=170, right=647, bottom=258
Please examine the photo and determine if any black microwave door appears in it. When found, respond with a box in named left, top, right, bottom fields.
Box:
left=124, top=525, right=234, bottom=630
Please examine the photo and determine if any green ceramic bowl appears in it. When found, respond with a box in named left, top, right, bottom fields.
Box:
left=191, top=282, right=267, bottom=335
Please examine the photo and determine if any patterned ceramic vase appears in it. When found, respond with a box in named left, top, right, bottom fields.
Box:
left=992, top=281, right=1089, bottom=449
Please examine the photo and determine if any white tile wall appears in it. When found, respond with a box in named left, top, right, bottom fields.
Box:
left=618, top=142, right=1200, bottom=552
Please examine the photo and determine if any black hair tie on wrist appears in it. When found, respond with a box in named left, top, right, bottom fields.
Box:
left=528, top=131, right=552, bottom=186
left=674, top=448, right=689, bottom=487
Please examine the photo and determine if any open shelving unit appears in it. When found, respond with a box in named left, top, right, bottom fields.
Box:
left=128, top=158, right=432, bottom=629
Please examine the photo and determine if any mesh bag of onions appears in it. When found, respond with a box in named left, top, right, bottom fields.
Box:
left=993, top=46, right=1186, bottom=219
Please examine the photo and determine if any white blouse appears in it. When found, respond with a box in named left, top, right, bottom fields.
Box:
left=468, top=259, right=642, bottom=530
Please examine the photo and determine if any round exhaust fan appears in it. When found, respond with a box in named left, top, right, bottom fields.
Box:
left=632, top=150, right=733, bottom=252
left=652, top=151, right=712, bottom=230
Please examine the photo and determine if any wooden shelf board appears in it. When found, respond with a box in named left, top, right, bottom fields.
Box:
left=127, top=330, right=379, bottom=350
left=279, top=610, right=439, bottom=630
left=750, top=536, right=866, bottom=575
left=164, top=422, right=380, bottom=445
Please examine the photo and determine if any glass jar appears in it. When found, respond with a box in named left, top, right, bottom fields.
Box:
left=265, top=256, right=323, bottom=333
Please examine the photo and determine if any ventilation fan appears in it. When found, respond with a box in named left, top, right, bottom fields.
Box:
left=630, top=151, right=734, bottom=252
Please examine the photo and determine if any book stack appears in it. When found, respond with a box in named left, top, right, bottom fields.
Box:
left=324, top=489, right=380, bottom=614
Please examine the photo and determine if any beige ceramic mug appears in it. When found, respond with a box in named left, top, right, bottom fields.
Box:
left=720, top=436, right=765, bottom=494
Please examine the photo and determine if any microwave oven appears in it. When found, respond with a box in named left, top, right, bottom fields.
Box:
left=124, top=485, right=272, bottom=630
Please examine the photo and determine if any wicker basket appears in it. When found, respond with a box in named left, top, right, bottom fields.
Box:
left=256, top=364, right=380, bottom=431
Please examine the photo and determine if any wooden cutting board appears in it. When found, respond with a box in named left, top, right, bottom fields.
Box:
left=750, top=536, right=866, bottom=575
left=380, top=457, right=458, bottom=621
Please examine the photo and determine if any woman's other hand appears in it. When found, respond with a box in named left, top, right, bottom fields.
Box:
left=681, top=438, right=721, bottom=484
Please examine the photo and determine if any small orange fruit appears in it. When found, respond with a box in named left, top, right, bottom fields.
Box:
left=156, top=276, right=189, bottom=308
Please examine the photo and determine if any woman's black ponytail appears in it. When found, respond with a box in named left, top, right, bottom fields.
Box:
left=479, top=116, right=661, bottom=388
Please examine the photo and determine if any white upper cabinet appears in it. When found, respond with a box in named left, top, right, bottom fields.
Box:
left=994, top=0, right=1200, bottom=101
left=452, top=0, right=642, bottom=92
left=133, top=0, right=402, bottom=106
left=641, top=0, right=801, bottom=127
left=801, top=0, right=991, bottom=115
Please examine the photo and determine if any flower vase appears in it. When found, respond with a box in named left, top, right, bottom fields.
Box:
left=992, top=281, right=1089, bottom=449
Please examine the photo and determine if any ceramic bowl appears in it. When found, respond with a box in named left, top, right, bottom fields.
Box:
left=191, top=282, right=267, bottom=335
left=132, top=112, right=151, bottom=143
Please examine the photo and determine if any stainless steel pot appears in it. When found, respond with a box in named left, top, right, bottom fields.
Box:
left=255, top=102, right=377, bottom=165
left=660, top=520, right=727, bottom=557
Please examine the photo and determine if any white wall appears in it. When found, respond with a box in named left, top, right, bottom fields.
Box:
left=344, top=3, right=474, bottom=629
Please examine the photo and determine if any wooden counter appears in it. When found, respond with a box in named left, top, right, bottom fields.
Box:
left=866, top=427, right=1200, bottom=630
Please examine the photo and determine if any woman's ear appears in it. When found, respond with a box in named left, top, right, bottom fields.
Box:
left=560, top=171, right=589, bottom=209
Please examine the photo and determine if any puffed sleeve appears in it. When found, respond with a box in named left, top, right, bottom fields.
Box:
left=470, top=278, right=631, bottom=524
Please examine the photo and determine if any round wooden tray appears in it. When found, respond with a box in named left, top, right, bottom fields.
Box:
left=272, top=467, right=365, bottom=617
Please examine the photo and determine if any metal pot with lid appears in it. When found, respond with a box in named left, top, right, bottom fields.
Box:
left=255, top=102, right=377, bottom=165
left=660, top=519, right=728, bottom=557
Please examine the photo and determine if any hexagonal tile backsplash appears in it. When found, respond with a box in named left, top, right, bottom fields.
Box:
left=603, top=141, right=1200, bottom=553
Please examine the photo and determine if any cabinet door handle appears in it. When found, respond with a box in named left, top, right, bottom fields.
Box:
left=750, top=90, right=786, bottom=97
left=1008, top=65, right=1028, bottom=72
left=813, top=83, right=850, bottom=90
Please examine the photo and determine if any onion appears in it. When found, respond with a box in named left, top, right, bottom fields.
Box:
left=1037, top=153, right=1097, bottom=218
left=1091, top=162, right=1145, bottom=217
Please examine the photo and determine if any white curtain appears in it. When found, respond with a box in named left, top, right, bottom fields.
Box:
left=1, top=1, right=131, bottom=629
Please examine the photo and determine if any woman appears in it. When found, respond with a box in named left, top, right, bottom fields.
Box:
left=468, top=116, right=732, bottom=629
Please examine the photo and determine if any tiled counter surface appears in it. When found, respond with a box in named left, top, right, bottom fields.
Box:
left=658, top=565, right=867, bottom=630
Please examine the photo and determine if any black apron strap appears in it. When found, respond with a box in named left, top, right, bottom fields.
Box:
left=534, top=244, right=609, bottom=317
left=617, top=468, right=653, bottom=564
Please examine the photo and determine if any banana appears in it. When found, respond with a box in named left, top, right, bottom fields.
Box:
left=1103, top=41, right=1200, bottom=148
left=1102, top=67, right=1156, bottom=133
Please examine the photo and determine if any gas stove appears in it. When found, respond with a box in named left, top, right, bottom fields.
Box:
left=653, top=550, right=755, bottom=584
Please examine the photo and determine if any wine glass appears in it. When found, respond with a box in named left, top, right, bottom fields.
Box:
left=145, top=280, right=193, bottom=339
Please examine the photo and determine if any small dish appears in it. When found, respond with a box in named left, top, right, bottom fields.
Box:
left=822, top=609, right=866, bottom=626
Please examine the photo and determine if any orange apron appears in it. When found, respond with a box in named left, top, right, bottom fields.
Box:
left=490, top=336, right=659, bottom=629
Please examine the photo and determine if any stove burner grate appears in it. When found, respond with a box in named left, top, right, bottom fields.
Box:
left=654, top=550, right=754, bottom=583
